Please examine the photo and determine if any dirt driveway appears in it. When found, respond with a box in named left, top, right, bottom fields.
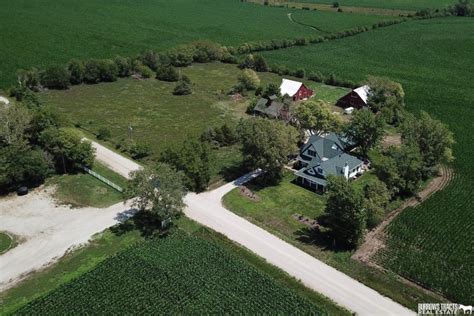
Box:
left=0, top=187, right=134, bottom=291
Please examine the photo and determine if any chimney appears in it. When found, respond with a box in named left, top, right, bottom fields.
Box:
left=343, top=162, right=349, bottom=179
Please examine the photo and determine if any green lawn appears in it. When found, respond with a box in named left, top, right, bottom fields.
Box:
left=0, top=232, right=14, bottom=254
left=1, top=216, right=348, bottom=315
left=223, top=170, right=445, bottom=310
left=0, top=0, right=391, bottom=88
left=259, top=17, right=474, bottom=303
left=48, top=162, right=126, bottom=208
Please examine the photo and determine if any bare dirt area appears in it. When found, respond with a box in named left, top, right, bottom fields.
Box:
left=353, top=165, right=454, bottom=265
left=381, top=134, right=402, bottom=148
left=0, top=186, right=134, bottom=292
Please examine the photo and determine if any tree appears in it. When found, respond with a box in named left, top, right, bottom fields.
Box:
left=160, top=139, right=211, bottom=192
left=114, top=56, right=132, bottom=77
left=68, top=59, right=85, bottom=85
left=28, top=107, right=63, bottom=143
left=261, top=83, right=281, bottom=98
left=40, top=66, right=71, bottom=90
left=294, top=100, right=342, bottom=135
left=40, top=128, right=95, bottom=173
left=373, top=145, right=423, bottom=196
left=173, top=79, right=192, bottom=95
left=192, top=41, right=224, bottom=63
left=0, top=104, right=31, bottom=146
left=253, top=55, right=269, bottom=72
left=97, top=59, right=118, bottom=82
left=17, top=68, right=40, bottom=91
left=97, top=127, right=111, bottom=141
left=141, top=50, right=160, bottom=71
left=363, top=179, right=390, bottom=228
left=125, top=163, right=186, bottom=222
left=237, top=69, right=260, bottom=90
left=0, top=145, right=52, bottom=192
left=83, top=60, right=101, bottom=84
left=239, top=54, right=255, bottom=70
left=345, top=109, right=385, bottom=156
left=237, top=118, right=298, bottom=181
left=366, top=76, right=405, bottom=124
left=401, top=111, right=454, bottom=177
left=156, top=65, right=179, bottom=82
left=450, top=0, right=473, bottom=16
left=324, top=176, right=367, bottom=248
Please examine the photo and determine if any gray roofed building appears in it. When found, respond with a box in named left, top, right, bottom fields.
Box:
left=253, top=95, right=292, bottom=120
left=294, top=133, right=364, bottom=191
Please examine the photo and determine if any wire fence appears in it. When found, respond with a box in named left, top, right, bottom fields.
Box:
left=81, top=166, right=124, bottom=192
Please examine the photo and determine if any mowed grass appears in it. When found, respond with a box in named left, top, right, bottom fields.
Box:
left=260, top=17, right=474, bottom=303
left=15, top=230, right=330, bottom=315
left=47, top=162, right=126, bottom=208
left=0, top=232, right=13, bottom=254
left=0, top=0, right=390, bottom=88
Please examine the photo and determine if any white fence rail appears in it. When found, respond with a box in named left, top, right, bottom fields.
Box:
left=81, top=166, right=124, bottom=192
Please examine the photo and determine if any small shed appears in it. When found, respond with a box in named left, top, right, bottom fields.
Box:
left=337, top=85, right=370, bottom=109
left=279, top=79, right=313, bottom=101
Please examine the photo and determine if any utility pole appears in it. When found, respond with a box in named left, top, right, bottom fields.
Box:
left=128, top=123, right=133, bottom=141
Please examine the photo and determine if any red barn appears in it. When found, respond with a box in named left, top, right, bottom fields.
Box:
left=337, top=85, right=370, bottom=109
left=279, top=79, right=313, bottom=101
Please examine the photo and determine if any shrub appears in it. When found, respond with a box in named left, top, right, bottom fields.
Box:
left=114, top=56, right=132, bottom=77
left=68, top=59, right=85, bottom=84
left=156, top=65, right=179, bottom=82
left=97, top=127, right=111, bottom=141
left=332, top=1, right=339, bottom=7
left=40, top=66, right=71, bottom=90
left=141, top=50, right=160, bottom=71
left=253, top=55, right=269, bottom=72
left=135, top=64, right=154, bottom=79
left=83, top=60, right=101, bottom=84
left=308, top=71, right=325, bottom=82
left=16, top=68, right=41, bottom=91
left=173, top=79, right=192, bottom=95
left=293, top=68, right=305, bottom=78
left=237, top=69, right=260, bottom=90
left=167, top=45, right=195, bottom=67
left=97, top=59, right=118, bottom=82
left=239, top=54, right=255, bottom=70
left=192, top=41, right=224, bottom=62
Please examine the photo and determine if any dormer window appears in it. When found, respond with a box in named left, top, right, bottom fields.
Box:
left=308, top=149, right=316, bottom=157
left=317, top=167, right=324, bottom=174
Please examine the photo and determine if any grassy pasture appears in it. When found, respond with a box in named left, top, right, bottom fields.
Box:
left=0, top=0, right=390, bottom=88
left=39, top=62, right=348, bottom=176
left=259, top=17, right=474, bottom=303
left=15, top=230, right=327, bottom=315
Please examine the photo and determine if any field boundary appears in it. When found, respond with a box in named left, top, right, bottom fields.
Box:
left=352, top=165, right=454, bottom=298
left=287, top=13, right=330, bottom=33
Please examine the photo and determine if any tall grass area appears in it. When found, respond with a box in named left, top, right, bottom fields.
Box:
left=0, top=0, right=390, bottom=88
left=260, top=17, right=474, bottom=303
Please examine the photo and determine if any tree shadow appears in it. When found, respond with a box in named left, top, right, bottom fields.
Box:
left=293, top=214, right=353, bottom=252
left=219, top=163, right=247, bottom=182
left=111, top=210, right=164, bottom=238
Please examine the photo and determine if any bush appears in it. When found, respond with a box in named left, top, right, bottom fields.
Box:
left=308, top=71, right=325, bottom=82
left=253, top=55, right=269, bottom=72
left=332, top=1, right=339, bottom=7
left=192, top=41, right=224, bottom=62
left=114, top=56, right=132, bottom=77
left=68, top=59, right=85, bottom=84
left=97, top=127, right=111, bottom=141
left=83, top=60, right=101, bottom=84
left=239, top=54, right=255, bottom=70
left=141, top=50, right=160, bottom=71
left=117, top=140, right=151, bottom=160
left=97, top=59, right=118, bottom=82
left=40, top=66, right=71, bottom=90
left=17, top=68, right=41, bottom=91
left=167, top=45, right=195, bottom=67
left=156, top=65, right=179, bottom=82
left=237, top=69, right=260, bottom=90
left=135, top=64, right=154, bottom=79
left=173, top=79, right=192, bottom=95
left=293, top=68, right=305, bottom=78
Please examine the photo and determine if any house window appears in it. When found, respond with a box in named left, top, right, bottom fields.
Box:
left=308, top=149, right=316, bottom=157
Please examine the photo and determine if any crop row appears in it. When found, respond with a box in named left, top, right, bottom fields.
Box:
left=17, top=232, right=322, bottom=314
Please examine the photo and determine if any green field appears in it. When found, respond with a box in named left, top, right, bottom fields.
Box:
left=291, top=0, right=454, bottom=11
left=259, top=17, right=474, bottom=303
left=47, top=162, right=126, bottom=208
left=0, top=232, right=13, bottom=254
left=15, top=230, right=326, bottom=315
left=0, top=0, right=391, bottom=88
